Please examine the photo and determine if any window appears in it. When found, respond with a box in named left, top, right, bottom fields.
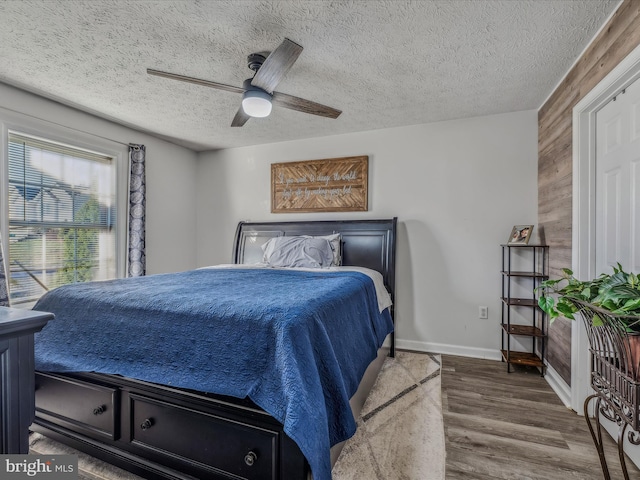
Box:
left=7, top=132, right=117, bottom=306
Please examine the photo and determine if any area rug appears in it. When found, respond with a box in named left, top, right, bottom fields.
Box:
left=30, top=351, right=445, bottom=480
left=29, top=433, right=144, bottom=480
left=332, top=351, right=444, bottom=480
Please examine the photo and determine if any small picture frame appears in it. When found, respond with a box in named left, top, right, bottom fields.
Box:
left=508, top=225, right=534, bottom=245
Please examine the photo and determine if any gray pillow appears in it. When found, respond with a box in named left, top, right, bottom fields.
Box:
left=262, top=236, right=334, bottom=268
left=309, top=233, right=341, bottom=266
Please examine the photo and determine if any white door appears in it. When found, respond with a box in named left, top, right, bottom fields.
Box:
left=595, top=77, right=640, bottom=276
left=593, top=76, right=640, bottom=467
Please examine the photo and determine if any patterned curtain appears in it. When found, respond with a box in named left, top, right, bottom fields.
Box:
left=0, top=234, right=9, bottom=306
left=128, top=144, right=146, bottom=277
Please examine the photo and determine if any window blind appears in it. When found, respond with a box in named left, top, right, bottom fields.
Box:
left=7, top=132, right=117, bottom=305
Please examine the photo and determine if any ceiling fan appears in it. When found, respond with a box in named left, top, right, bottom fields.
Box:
left=147, top=38, right=342, bottom=127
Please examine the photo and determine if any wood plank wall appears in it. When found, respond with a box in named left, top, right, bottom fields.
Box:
left=538, top=0, right=640, bottom=385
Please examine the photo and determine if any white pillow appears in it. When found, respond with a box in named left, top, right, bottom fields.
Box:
left=308, top=233, right=341, bottom=266
left=262, top=236, right=334, bottom=268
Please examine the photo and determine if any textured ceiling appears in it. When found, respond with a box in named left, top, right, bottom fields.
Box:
left=0, top=0, right=620, bottom=151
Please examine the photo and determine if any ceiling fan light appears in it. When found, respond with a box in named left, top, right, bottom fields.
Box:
left=242, top=89, right=273, bottom=118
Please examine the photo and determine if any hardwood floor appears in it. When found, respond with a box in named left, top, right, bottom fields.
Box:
left=442, top=355, right=640, bottom=480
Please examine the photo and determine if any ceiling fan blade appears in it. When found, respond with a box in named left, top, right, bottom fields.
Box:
left=147, top=68, right=244, bottom=95
left=272, top=91, right=341, bottom=119
left=231, top=106, right=251, bottom=127
left=251, top=38, right=303, bottom=94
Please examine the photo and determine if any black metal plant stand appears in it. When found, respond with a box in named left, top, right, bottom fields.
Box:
left=574, top=299, right=640, bottom=480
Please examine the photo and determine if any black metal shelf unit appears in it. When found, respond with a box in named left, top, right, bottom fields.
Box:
left=500, top=244, right=549, bottom=376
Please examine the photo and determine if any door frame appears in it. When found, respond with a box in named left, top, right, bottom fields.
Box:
left=571, top=43, right=640, bottom=412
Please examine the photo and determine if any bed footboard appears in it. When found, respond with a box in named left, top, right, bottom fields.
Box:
left=33, top=372, right=309, bottom=480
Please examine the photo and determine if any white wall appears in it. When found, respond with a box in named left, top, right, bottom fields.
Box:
left=196, top=110, right=539, bottom=358
left=0, top=82, right=198, bottom=274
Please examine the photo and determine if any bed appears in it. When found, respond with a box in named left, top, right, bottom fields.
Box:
left=30, top=218, right=397, bottom=480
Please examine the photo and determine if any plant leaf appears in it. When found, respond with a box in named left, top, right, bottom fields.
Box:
left=619, top=298, right=640, bottom=313
left=538, top=296, right=555, bottom=315
left=556, top=302, right=575, bottom=320
left=591, top=314, right=604, bottom=327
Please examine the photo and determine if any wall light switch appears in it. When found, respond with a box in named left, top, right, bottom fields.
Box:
left=479, top=306, right=488, bottom=319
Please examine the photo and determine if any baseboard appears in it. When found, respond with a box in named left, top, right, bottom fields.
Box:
left=397, top=339, right=575, bottom=410
left=396, top=339, right=502, bottom=361
left=543, top=361, right=572, bottom=409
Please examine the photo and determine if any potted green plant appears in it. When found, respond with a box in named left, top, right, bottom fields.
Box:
left=537, top=264, right=640, bottom=379
left=537, top=264, right=640, bottom=326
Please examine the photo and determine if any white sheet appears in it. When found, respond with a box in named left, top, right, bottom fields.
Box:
left=201, top=264, right=393, bottom=313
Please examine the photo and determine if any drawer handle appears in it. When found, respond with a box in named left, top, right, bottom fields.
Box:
left=93, top=405, right=106, bottom=415
left=244, top=451, right=258, bottom=467
left=140, top=418, right=154, bottom=430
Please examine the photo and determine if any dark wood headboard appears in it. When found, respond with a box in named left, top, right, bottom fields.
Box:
left=232, top=217, right=397, bottom=309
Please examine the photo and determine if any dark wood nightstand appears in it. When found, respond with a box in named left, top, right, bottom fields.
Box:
left=0, top=307, right=53, bottom=453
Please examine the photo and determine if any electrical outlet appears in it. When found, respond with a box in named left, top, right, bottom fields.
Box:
left=479, top=306, right=488, bottom=319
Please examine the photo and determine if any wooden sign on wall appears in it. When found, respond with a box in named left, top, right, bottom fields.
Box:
left=271, top=156, right=368, bottom=213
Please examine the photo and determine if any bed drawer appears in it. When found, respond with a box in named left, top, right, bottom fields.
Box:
left=128, top=393, right=278, bottom=479
left=34, top=372, right=118, bottom=441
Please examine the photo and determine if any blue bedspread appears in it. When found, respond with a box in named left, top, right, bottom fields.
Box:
left=33, top=268, right=393, bottom=480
